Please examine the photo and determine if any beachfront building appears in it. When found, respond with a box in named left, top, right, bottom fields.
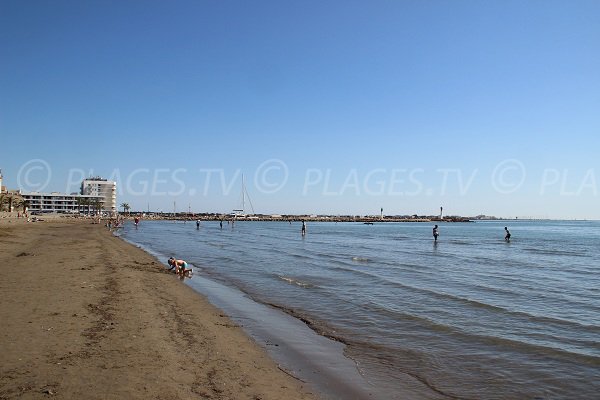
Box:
left=81, top=177, right=117, bottom=213
left=1, top=170, right=117, bottom=215
left=20, top=192, right=104, bottom=214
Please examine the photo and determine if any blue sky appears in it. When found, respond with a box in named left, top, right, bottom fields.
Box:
left=1, top=0, right=599, bottom=218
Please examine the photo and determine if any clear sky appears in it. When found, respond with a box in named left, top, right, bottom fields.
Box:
left=1, top=0, right=599, bottom=218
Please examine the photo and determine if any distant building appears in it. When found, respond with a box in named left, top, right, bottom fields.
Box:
left=1, top=170, right=116, bottom=215
left=81, top=177, right=117, bottom=213
left=21, top=192, right=102, bottom=214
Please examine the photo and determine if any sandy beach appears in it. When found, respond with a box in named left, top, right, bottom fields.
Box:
left=0, top=218, right=317, bottom=399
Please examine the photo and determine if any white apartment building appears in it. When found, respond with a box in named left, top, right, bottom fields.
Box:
left=20, top=192, right=103, bottom=214
left=81, top=177, right=117, bottom=213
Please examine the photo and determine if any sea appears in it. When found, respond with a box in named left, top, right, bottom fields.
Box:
left=120, top=220, right=600, bottom=400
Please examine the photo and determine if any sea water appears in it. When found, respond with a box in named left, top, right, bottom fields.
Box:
left=121, top=220, right=600, bottom=399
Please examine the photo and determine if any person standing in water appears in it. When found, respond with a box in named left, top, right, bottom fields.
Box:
left=301, top=220, right=306, bottom=236
left=504, top=226, right=511, bottom=242
left=196, top=219, right=200, bottom=229
left=433, top=224, right=439, bottom=242
left=220, top=220, right=223, bottom=229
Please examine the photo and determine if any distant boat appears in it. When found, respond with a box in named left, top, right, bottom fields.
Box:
left=232, top=174, right=255, bottom=217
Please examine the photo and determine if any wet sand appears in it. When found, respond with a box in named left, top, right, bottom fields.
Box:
left=0, top=219, right=317, bottom=399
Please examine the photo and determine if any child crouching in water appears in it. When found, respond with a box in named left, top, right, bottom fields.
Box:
left=167, top=257, right=192, bottom=277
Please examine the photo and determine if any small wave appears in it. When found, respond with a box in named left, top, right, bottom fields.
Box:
left=523, top=247, right=588, bottom=257
left=328, top=270, right=600, bottom=335
left=291, top=253, right=313, bottom=260
left=265, top=302, right=349, bottom=344
left=464, top=330, right=600, bottom=365
left=447, top=239, right=475, bottom=246
left=277, top=275, right=315, bottom=289
left=352, top=257, right=370, bottom=263
left=362, top=301, right=600, bottom=364
left=393, top=235, right=412, bottom=240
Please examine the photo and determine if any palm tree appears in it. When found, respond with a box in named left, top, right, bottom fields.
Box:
left=76, top=197, right=84, bottom=214
left=80, top=198, right=90, bottom=215
left=7, top=194, right=14, bottom=212
left=92, top=198, right=102, bottom=216
left=91, top=198, right=103, bottom=223
left=120, top=202, right=130, bottom=215
left=21, top=200, right=30, bottom=213
left=5, top=194, right=22, bottom=213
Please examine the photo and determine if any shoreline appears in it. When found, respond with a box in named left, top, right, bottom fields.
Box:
left=118, top=220, right=457, bottom=400
left=0, top=219, right=319, bottom=399
left=118, top=231, right=385, bottom=400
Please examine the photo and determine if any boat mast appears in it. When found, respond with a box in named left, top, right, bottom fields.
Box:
left=233, top=173, right=255, bottom=216
left=242, top=174, right=245, bottom=213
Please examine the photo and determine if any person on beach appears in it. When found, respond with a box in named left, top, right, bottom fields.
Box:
left=433, top=225, right=439, bottom=242
left=504, top=227, right=511, bottom=242
left=301, top=220, right=306, bottom=236
left=167, top=257, right=192, bottom=277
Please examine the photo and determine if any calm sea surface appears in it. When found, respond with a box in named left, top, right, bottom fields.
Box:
left=121, top=220, right=600, bottom=399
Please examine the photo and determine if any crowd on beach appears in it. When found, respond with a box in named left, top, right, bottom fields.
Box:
left=1, top=211, right=48, bottom=223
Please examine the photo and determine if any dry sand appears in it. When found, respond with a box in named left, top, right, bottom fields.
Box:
left=0, top=219, right=318, bottom=399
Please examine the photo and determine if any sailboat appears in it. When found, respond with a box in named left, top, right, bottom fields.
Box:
left=232, top=174, right=255, bottom=217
